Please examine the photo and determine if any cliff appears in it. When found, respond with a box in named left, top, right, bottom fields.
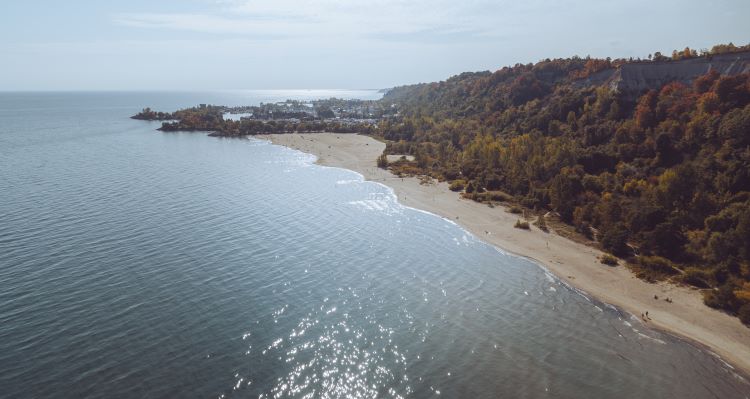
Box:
left=577, top=51, right=750, bottom=98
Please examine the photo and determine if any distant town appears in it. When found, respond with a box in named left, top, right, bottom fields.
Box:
left=132, top=98, right=399, bottom=135
left=225, top=98, right=395, bottom=123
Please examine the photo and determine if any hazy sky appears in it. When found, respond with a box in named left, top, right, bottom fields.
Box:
left=2, top=0, right=749, bottom=90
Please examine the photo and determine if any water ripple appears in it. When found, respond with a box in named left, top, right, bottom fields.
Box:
left=0, top=92, right=748, bottom=399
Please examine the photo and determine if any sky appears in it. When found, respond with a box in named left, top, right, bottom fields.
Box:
left=1, top=0, right=749, bottom=91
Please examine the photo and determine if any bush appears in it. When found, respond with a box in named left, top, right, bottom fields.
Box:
left=681, top=267, right=711, bottom=288
left=509, top=205, right=523, bottom=214
left=443, top=168, right=461, bottom=180
left=643, top=221, right=687, bottom=260
left=535, top=215, right=549, bottom=232
left=600, top=223, right=630, bottom=257
left=704, top=283, right=741, bottom=313
left=476, top=191, right=510, bottom=202
left=376, top=153, right=388, bottom=168
left=514, top=219, right=530, bottom=230
left=449, top=179, right=466, bottom=192
left=638, top=256, right=680, bottom=275
left=520, top=197, right=539, bottom=209
left=600, top=254, right=619, bottom=266
left=631, top=255, right=680, bottom=282
left=466, top=191, right=511, bottom=203
left=739, top=303, right=750, bottom=325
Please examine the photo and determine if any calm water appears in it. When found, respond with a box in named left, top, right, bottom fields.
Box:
left=1, top=91, right=748, bottom=399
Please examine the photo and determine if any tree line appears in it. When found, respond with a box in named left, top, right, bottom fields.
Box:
left=131, top=44, right=750, bottom=324
left=375, top=48, right=750, bottom=324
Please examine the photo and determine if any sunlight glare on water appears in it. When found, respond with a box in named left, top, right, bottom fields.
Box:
left=0, top=92, right=748, bottom=399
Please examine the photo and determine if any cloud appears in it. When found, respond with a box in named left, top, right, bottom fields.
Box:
left=113, top=0, right=514, bottom=43
left=113, top=13, right=294, bottom=38
left=369, top=27, right=503, bottom=44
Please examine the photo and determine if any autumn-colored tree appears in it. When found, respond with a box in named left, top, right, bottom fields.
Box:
left=635, top=90, right=657, bottom=128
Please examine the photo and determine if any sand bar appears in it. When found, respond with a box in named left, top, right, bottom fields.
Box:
left=259, top=132, right=750, bottom=376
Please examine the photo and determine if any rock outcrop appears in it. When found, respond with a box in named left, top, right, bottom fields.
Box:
left=576, top=51, right=750, bottom=99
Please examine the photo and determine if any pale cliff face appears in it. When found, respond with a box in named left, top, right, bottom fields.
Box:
left=573, top=51, right=750, bottom=99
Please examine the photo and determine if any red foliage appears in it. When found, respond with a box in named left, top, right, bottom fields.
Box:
left=635, top=90, right=658, bottom=128
left=714, top=74, right=750, bottom=109
left=694, top=70, right=720, bottom=93
left=657, top=82, right=696, bottom=120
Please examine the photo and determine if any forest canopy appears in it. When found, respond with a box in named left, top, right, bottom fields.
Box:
left=132, top=44, right=750, bottom=324
left=374, top=46, right=750, bottom=324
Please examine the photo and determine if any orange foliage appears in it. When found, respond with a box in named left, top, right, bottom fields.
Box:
left=570, top=59, right=612, bottom=79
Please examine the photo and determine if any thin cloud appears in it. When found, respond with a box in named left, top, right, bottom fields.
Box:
left=369, top=27, right=504, bottom=44
left=113, top=13, right=295, bottom=38
left=113, top=0, right=513, bottom=43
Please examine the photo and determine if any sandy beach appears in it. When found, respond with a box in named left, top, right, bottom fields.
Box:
left=259, top=132, right=750, bottom=376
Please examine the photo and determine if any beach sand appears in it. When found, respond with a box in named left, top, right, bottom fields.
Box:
left=259, top=132, right=750, bottom=376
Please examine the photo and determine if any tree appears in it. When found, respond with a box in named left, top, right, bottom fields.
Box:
left=693, top=69, right=720, bottom=93
left=549, top=167, right=582, bottom=222
left=653, top=51, right=668, bottom=62
left=715, top=75, right=750, bottom=109
left=643, top=221, right=687, bottom=260
left=718, top=105, right=750, bottom=146
left=704, top=283, right=741, bottom=313
left=635, top=90, right=657, bottom=128
left=739, top=303, right=750, bottom=325
left=509, top=73, right=549, bottom=105
left=377, top=153, right=388, bottom=168
left=600, top=223, right=630, bottom=256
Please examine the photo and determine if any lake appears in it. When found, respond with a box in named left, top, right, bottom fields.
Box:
left=0, top=91, right=747, bottom=398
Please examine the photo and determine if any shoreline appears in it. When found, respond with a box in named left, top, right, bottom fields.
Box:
left=258, top=132, right=750, bottom=377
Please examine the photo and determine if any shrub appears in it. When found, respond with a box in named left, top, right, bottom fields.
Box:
left=638, top=256, right=680, bottom=275
left=739, top=303, right=750, bottom=325
left=514, top=219, right=530, bottom=230
left=474, top=191, right=510, bottom=202
left=509, top=206, right=523, bottom=214
left=520, top=197, right=539, bottom=209
left=600, top=223, right=630, bottom=257
left=466, top=191, right=511, bottom=203
left=600, top=254, right=619, bottom=266
left=736, top=285, right=750, bottom=302
left=443, top=168, right=460, bottom=180
left=704, top=283, right=741, bottom=313
left=535, top=215, right=549, bottom=232
left=449, top=179, right=466, bottom=192
left=681, top=267, right=711, bottom=288
left=631, top=255, right=680, bottom=282
left=376, top=153, right=388, bottom=168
